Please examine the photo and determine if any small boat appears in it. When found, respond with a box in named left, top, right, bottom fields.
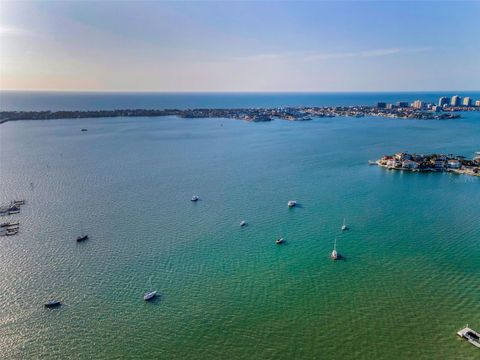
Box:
left=368, top=160, right=378, bottom=165
left=191, top=195, right=199, bottom=202
left=81, top=128, right=88, bottom=132
left=276, top=238, right=285, bottom=245
left=341, top=218, right=348, bottom=231
left=44, top=300, right=61, bottom=308
left=76, top=235, right=88, bottom=242
left=457, top=326, right=480, bottom=348
left=144, top=291, right=157, bottom=301
left=1, top=221, right=18, bottom=227
left=331, top=238, right=338, bottom=260
left=76, top=222, right=88, bottom=242
left=287, top=200, right=297, bottom=208
left=13, top=200, right=25, bottom=206
left=240, top=220, right=246, bottom=227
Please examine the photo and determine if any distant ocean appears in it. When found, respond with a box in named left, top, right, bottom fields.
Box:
left=1, top=91, right=479, bottom=111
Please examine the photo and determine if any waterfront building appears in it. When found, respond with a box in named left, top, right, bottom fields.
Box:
left=412, top=100, right=423, bottom=109
left=434, top=159, right=446, bottom=169
left=431, top=105, right=441, bottom=112
left=376, top=102, right=386, bottom=108
left=476, top=100, right=480, bottom=107
left=386, top=103, right=395, bottom=109
left=451, top=95, right=461, bottom=106
left=447, top=159, right=461, bottom=169
left=402, top=160, right=419, bottom=169
left=396, top=101, right=409, bottom=108
left=438, top=96, right=450, bottom=107
left=463, top=97, right=472, bottom=106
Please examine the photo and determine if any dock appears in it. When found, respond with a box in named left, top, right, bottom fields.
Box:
left=457, top=326, right=480, bottom=349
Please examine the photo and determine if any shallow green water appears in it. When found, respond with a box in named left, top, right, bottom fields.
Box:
left=0, top=114, right=479, bottom=359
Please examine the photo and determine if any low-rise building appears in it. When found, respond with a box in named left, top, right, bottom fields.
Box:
left=435, top=159, right=446, bottom=169
left=447, top=159, right=461, bottom=169
left=402, top=160, right=419, bottom=169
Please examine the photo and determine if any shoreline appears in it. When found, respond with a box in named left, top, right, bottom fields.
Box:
left=374, top=152, right=480, bottom=177
left=1, top=105, right=477, bottom=124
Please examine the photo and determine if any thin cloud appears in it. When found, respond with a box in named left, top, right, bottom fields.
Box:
left=0, top=25, right=33, bottom=37
left=233, top=47, right=432, bottom=62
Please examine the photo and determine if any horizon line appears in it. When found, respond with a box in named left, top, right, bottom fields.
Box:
left=2, top=89, right=480, bottom=94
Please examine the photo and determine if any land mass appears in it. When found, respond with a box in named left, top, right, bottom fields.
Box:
left=2, top=104, right=477, bottom=124
left=373, top=152, right=480, bottom=177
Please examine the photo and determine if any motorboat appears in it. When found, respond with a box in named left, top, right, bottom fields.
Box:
left=276, top=238, right=285, bottom=245
left=287, top=200, right=297, bottom=207
left=191, top=195, right=199, bottom=202
left=240, top=220, right=246, bottom=227
left=76, top=234, right=88, bottom=242
left=341, top=218, right=348, bottom=231
left=44, top=300, right=61, bottom=308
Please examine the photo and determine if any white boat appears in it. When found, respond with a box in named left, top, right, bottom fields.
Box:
left=240, top=220, right=246, bottom=227
left=287, top=200, right=297, bottom=207
left=457, top=326, right=480, bottom=348
left=276, top=238, right=285, bottom=245
left=144, top=291, right=157, bottom=301
left=341, top=218, right=348, bottom=231
left=191, top=195, right=199, bottom=202
left=331, top=238, right=338, bottom=260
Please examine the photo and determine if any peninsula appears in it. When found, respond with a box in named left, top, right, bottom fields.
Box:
left=373, top=152, right=480, bottom=177
left=1, top=95, right=479, bottom=124
left=0, top=105, right=469, bottom=124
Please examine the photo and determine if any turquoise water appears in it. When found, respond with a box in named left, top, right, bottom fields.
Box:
left=0, top=113, right=479, bottom=359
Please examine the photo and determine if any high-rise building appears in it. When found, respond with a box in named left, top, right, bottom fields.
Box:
left=463, top=97, right=472, bottom=106
left=438, top=97, right=450, bottom=107
left=412, top=100, right=423, bottom=109
left=475, top=100, right=480, bottom=107
left=376, top=102, right=386, bottom=108
left=396, top=102, right=409, bottom=108
left=451, top=95, right=461, bottom=106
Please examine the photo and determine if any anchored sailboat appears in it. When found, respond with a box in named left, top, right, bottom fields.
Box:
left=144, top=276, right=157, bottom=301
left=331, top=238, right=338, bottom=260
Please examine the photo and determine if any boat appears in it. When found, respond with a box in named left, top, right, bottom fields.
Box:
left=13, top=200, right=25, bottom=206
left=76, top=235, right=88, bottom=242
left=1, top=221, right=18, bottom=227
left=81, top=128, right=88, bottom=132
left=144, top=290, right=157, bottom=301
left=341, top=218, right=348, bottom=231
left=191, top=195, right=199, bottom=202
left=368, top=160, right=378, bottom=165
left=44, top=300, right=61, bottom=308
left=240, top=220, right=246, bottom=227
left=457, top=326, right=480, bottom=348
left=331, top=238, right=338, bottom=260
left=287, top=200, right=297, bottom=208
left=76, top=222, right=88, bottom=242
left=276, top=238, right=285, bottom=245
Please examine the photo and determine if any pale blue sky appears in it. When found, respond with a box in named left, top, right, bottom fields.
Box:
left=1, top=0, right=479, bottom=91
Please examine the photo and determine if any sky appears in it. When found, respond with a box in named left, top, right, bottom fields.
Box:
left=0, top=0, right=479, bottom=92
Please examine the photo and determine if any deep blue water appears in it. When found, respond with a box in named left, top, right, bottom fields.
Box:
left=1, top=91, right=479, bottom=111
